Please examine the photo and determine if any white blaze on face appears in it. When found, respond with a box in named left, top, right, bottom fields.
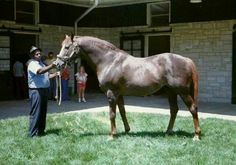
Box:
left=58, top=35, right=72, bottom=58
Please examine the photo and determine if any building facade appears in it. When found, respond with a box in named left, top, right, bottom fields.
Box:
left=0, top=0, right=235, bottom=103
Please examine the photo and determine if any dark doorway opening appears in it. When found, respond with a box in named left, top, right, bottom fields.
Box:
left=0, top=33, right=36, bottom=100
left=81, top=59, right=101, bottom=93
left=148, top=35, right=170, bottom=56
left=0, top=33, right=12, bottom=100
left=148, top=35, right=170, bottom=95
left=232, top=25, right=236, bottom=104
left=11, top=34, right=36, bottom=67
left=74, top=58, right=101, bottom=95
left=11, top=34, right=36, bottom=100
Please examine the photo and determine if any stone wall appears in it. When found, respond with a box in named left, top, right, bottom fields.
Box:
left=1, top=20, right=235, bottom=102
left=29, top=21, right=236, bottom=102
left=171, top=20, right=235, bottom=102
left=75, top=21, right=236, bottom=103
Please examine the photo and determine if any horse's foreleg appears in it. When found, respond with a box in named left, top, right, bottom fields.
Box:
left=180, top=94, right=201, bottom=140
left=117, top=96, right=130, bottom=133
left=107, top=90, right=117, bottom=137
left=166, top=92, right=179, bottom=135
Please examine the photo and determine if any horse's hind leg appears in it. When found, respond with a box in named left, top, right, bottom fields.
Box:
left=180, top=94, right=201, bottom=140
left=166, top=91, right=179, bottom=135
left=106, top=90, right=117, bottom=137
left=117, top=95, right=130, bottom=133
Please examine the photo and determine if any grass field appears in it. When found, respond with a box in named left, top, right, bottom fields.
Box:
left=0, top=112, right=236, bottom=165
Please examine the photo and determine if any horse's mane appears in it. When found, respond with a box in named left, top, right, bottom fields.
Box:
left=80, top=36, right=121, bottom=53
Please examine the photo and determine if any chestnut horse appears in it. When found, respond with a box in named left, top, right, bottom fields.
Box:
left=56, top=35, right=201, bottom=140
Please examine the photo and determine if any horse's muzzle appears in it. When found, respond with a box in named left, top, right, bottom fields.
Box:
left=53, top=57, right=65, bottom=69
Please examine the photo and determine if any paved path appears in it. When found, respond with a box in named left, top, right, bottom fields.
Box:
left=0, top=93, right=236, bottom=121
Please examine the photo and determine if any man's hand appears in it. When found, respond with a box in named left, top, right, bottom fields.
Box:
left=49, top=71, right=61, bottom=79
left=53, top=58, right=65, bottom=69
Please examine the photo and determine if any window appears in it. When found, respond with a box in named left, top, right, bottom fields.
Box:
left=0, top=36, right=10, bottom=71
left=120, top=36, right=144, bottom=57
left=147, top=1, right=170, bottom=27
left=15, top=0, right=39, bottom=25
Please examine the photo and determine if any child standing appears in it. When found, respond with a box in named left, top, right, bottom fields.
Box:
left=75, top=66, right=88, bottom=102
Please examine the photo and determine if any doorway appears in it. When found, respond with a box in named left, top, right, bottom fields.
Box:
left=73, top=57, right=101, bottom=95
left=81, top=58, right=100, bottom=93
left=11, top=34, right=36, bottom=67
left=0, top=33, right=36, bottom=100
left=0, top=33, right=12, bottom=100
left=148, top=35, right=170, bottom=95
left=148, top=35, right=170, bottom=56
left=11, top=34, right=36, bottom=100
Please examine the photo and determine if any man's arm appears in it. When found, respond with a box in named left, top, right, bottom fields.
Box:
left=37, top=63, right=55, bottom=74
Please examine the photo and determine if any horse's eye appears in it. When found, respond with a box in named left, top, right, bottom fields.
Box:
left=65, top=46, right=70, bottom=50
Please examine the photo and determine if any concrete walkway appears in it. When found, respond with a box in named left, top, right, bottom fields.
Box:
left=0, top=93, right=236, bottom=121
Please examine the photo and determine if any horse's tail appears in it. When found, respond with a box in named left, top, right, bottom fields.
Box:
left=190, top=62, right=199, bottom=106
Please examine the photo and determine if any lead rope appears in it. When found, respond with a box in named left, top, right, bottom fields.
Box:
left=56, top=71, right=62, bottom=106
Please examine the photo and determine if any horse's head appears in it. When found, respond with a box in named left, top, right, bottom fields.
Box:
left=56, top=34, right=80, bottom=68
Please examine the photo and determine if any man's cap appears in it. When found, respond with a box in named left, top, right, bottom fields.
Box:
left=29, top=46, right=41, bottom=55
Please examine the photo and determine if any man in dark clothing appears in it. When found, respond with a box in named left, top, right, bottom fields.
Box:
left=27, top=46, right=57, bottom=137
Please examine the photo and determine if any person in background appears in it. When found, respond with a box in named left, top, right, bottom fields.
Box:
left=44, top=52, right=57, bottom=100
left=27, top=46, right=57, bottom=137
left=61, top=67, right=70, bottom=101
left=75, top=66, right=88, bottom=103
left=13, top=59, right=26, bottom=99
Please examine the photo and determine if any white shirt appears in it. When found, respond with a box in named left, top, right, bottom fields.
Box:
left=27, top=60, right=50, bottom=88
left=75, top=72, right=88, bottom=83
left=13, top=61, right=24, bottom=77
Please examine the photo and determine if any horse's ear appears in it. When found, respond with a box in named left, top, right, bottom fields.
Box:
left=65, top=34, right=69, bottom=39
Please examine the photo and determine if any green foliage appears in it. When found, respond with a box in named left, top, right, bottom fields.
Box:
left=0, top=112, right=236, bottom=165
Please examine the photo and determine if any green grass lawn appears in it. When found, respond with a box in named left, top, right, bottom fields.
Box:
left=0, top=112, right=236, bottom=165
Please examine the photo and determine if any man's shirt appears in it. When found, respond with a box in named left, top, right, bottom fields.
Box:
left=27, top=60, right=50, bottom=88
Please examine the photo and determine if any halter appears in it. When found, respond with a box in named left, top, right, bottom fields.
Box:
left=55, top=43, right=79, bottom=106
left=57, top=41, right=80, bottom=62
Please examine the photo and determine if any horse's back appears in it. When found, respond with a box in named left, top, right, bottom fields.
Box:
left=152, top=53, right=195, bottom=73
left=150, top=53, right=197, bottom=89
left=148, top=53, right=193, bottom=65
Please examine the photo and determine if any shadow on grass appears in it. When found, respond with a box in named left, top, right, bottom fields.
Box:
left=122, top=130, right=194, bottom=138
left=79, top=130, right=196, bottom=139
left=46, top=128, right=62, bottom=136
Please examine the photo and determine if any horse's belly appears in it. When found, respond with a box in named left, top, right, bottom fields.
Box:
left=121, top=84, right=162, bottom=96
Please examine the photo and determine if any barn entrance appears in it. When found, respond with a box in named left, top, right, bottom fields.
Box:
left=0, top=33, right=36, bottom=100
left=148, top=35, right=170, bottom=56
left=11, top=34, right=36, bottom=67
left=11, top=34, right=36, bottom=100
left=147, top=35, right=170, bottom=95
left=81, top=58, right=100, bottom=93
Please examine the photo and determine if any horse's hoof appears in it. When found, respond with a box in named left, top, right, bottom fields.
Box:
left=107, top=134, right=117, bottom=141
left=165, top=130, right=174, bottom=136
left=192, top=135, right=200, bottom=141
left=109, top=132, right=116, bottom=138
left=107, top=136, right=114, bottom=141
left=125, top=127, right=130, bottom=134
